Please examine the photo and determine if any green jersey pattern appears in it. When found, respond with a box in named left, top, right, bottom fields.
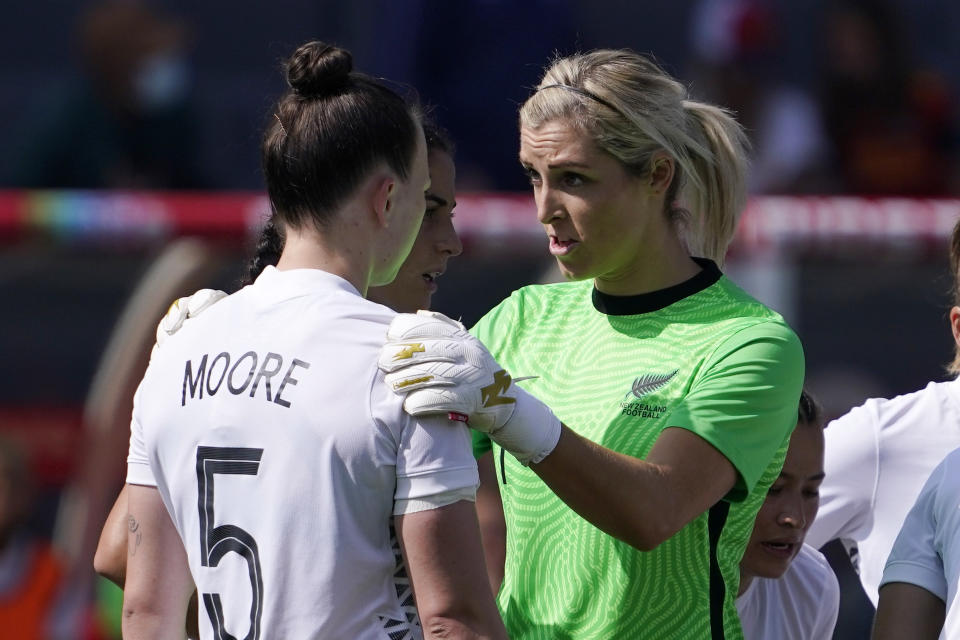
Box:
left=472, top=261, right=804, bottom=640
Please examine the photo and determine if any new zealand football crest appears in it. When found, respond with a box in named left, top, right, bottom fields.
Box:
left=619, top=370, right=677, bottom=418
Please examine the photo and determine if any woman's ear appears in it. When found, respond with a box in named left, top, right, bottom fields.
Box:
left=950, top=306, right=960, bottom=351
left=648, top=152, right=675, bottom=194
left=371, top=175, right=396, bottom=227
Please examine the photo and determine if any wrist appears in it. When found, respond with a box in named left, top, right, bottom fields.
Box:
left=490, top=387, right=561, bottom=465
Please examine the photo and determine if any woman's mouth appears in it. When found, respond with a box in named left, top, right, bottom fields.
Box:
left=759, top=541, right=798, bottom=559
left=549, top=236, right=579, bottom=256
left=421, top=271, right=440, bottom=292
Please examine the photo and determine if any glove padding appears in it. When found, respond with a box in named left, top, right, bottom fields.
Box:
left=153, top=289, right=228, bottom=354
left=379, top=310, right=561, bottom=465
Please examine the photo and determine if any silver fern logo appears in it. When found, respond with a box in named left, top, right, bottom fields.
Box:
left=624, top=370, right=678, bottom=400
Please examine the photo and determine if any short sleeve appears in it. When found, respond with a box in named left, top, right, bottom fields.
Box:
left=814, top=554, right=841, bottom=640
left=665, top=320, right=804, bottom=499
left=126, top=382, right=157, bottom=487
left=880, top=458, right=948, bottom=601
left=394, top=413, right=479, bottom=505
left=805, top=402, right=880, bottom=548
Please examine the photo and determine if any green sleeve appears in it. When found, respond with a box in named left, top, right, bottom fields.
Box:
left=468, top=292, right=522, bottom=459
left=666, top=320, right=805, bottom=501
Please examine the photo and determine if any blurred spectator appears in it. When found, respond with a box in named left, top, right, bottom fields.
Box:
left=689, top=0, right=829, bottom=194
left=407, top=0, right=578, bottom=191
left=819, top=0, right=959, bottom=195
left=0, top=436, right=64, bottom=639
left=3, top=0, right=205, bottom=189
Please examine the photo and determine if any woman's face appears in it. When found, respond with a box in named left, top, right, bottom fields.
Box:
left=368, top=148, right=461, bottom=313
left=519, top=119, right=670, bottom=291
left=373, top=127, right=432, bottom=288
left=741, top=424, right=826, bottom=582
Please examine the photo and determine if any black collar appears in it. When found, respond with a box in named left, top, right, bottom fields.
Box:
left=591, top=257, right=722, bottom=316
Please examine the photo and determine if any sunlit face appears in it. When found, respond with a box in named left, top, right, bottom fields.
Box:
left=741, top=424, right=826, bottom=582
left=373, top=126, right=431, bottom=286
left=369, top=148, right=461, bottom=312
left=519, top=120, right=669, bottom=292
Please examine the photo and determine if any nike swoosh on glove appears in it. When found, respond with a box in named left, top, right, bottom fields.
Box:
left=379, top=310, right=561, bottom=465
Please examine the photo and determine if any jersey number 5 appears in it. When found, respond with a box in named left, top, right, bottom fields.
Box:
left=196, top=446, right=264, bottom=640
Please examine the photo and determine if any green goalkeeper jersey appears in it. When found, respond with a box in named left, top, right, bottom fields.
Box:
left=472, top=259, right=804, bottom=640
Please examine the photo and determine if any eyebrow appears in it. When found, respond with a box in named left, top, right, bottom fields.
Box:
left=518, top=157, right=591, bottom=171
left=425, top=193, right=452, bottom=208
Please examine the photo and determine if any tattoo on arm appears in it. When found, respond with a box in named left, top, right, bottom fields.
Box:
left=128, top=515, right=142, bottom=556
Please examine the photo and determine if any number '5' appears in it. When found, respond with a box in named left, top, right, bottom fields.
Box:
left=196, top=446, right=264, bottom=640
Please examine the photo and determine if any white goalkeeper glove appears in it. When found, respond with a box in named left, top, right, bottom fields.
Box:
left=152, top=289, right=228, bottom=356
left=378, top=310, right=561, bottom=465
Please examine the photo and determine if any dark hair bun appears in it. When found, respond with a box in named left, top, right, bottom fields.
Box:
left=286, top=40, right=352, bottom=98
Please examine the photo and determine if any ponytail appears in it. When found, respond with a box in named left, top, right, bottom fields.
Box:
left=679, top=100, right=750, bottom=265
left=242, top=219, right=284, bottom=287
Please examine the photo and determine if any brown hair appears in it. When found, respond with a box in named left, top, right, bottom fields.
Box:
left=797, top=389, right=824, bottom=429
left=261, top=41, right=421, bottom=232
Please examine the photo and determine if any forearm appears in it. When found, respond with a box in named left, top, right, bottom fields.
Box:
left=94, top=488, right=129, bottom=586
left=123, top=485, right=194, bottom=640
left=530, top=425, right=736, bottom=550
left=421, top=615, right=504, bottom=640
left=873, top=583, right=945, bottom=640
left=531, top=426, right=671, bottom=549
left=475, top=452, right=505, bottom=596
left=122, top=608, right=189, bottom=640
left=398, top=502, right=507, bottom=640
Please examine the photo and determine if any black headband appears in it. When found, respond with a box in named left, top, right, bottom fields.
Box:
left=537, top=83, right=620, bottom=114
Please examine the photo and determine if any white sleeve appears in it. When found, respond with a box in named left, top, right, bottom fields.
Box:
left=125, top=383, right=157, bottom=487
left=813, top=556, right=841, bottom=640
left=393, top=413, right=478, bottom=506
left=880, top=459, right=948, bottom=601
left=806, top=402, right=880, bottom=548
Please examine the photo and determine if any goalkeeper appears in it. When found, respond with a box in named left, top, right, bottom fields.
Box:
left=380, top=49, right=804, bottom=640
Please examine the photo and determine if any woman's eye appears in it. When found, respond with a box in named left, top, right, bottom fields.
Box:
left=767, top=485, right=784, bottom=496
left=562, top=172, right=585, bottom=187
left=523, top=167, right=541, bottom=185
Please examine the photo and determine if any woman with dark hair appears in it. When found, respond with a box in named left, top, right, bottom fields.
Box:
left=736, top=390, right=839, bottom=640
left=120, top=41, right=501, bottom=639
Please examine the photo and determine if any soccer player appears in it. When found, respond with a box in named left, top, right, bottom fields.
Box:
left=805, top=216, right=960, bottom=607
left=93, top=117, right=462, bottom=640
left=873, top=446, right=960, bottom=639
left=736, top=390, right=839, bottom=640
left=120, top=41, right=502, bottom=640
left=380, top=49, right=804, bottom=639
left=93, top=116, right=462, bottom=587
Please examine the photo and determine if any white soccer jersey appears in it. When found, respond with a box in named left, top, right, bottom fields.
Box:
left=127, top=266, right=478, bottom=640
left=805, top=378, right=960, bottom=604
left=736, top=544, right=839, bottom=640
left=881, top=447, right=960, bottom=640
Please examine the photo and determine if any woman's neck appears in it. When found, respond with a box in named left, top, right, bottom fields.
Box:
left=594, top=237, right=704, bottom=297
left=276, top=224, right=372, bottom=297
left=737, top=570, right=754, bottom=597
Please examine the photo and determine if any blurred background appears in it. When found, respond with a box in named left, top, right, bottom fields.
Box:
left=1, top=0, right=958, bottom=637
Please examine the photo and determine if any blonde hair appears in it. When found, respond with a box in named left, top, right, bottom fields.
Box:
left=519, top=50, right=750, bottom=265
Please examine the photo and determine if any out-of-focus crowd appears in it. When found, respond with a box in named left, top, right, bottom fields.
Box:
left=2, top=0, right=959, bottom=638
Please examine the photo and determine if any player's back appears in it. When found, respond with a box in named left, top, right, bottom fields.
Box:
left=130, top=267, right=433, bottom=639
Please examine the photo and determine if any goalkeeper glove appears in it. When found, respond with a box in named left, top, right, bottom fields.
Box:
left=152, top=289, right=228, bottom=356
left=379, top=310, right=561, bottom=465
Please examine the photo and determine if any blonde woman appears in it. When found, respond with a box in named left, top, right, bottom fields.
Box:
left=383, top=49, right=804, bottom=639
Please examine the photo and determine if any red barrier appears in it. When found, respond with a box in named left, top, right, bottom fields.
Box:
left=0, top=190, right=958, bottom=249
